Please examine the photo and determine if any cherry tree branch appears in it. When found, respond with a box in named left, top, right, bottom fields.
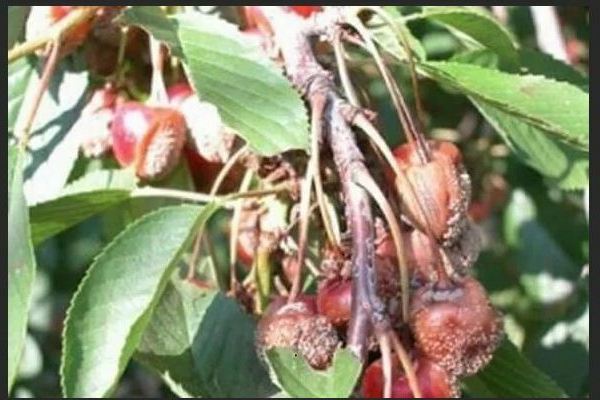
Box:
left=258, top=6, right=391, bottom=363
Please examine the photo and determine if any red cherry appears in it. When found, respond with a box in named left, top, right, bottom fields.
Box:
left=182, top=144, right=226, bottom=192
left=111, top=102, right=154, bottom=167
left=392, top=140, right=471, bottom=246
left=167, top=82, right=195, bottom=108
left=361, top=356, right=459, bottom=398
left=316, top=278, right=352, bottom=327
left=289, top=6, right=322, bottom=18
left=410, top=277, right=503, bottom=377
left=236, top=236, right=256, bottom=269
left=111, top=102, right=187, bottom=180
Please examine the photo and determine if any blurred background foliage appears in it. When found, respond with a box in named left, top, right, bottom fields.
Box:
left=10, top=6, right=588, bottom=398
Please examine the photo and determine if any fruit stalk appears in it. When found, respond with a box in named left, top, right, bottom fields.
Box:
left=14, top=40, right=62, bottom=149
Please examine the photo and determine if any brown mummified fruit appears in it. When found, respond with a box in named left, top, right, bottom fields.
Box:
left=410, top=277, right=503, bottom=377
left=396, top=221, right=481, bottom=283
left=374, top=220, right=438, bottom=285
left=393, top=140, right=471, bottom=247
left=256, top=299, right=340, bottom=369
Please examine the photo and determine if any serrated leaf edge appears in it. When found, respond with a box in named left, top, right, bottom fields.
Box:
left=59, top=204, right=216, bottom=397
left=471, top=98, right=588, bottom=190
left=423, top=61, right=589, bottom=150
left=422, top=7, right=519, bottom=47
left=8, top=149, right=38, bottom=392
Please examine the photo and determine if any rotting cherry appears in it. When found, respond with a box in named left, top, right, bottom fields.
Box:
left=79, top=83, right=126, bottom=158
left=166, top=82, right=236, bottom=166
left=410, top=276, right=503, bottom=377
left=374, top=220, right=481, bottom=284
left=392, top=140, right=471, bottom=247
left=256, top=297, right=339, bottom=369
left=111, top=102, right=187, bottom=180
left=167, top=82, right=240, bottom=191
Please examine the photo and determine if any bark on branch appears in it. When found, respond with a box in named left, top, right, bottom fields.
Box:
left=259, top=6, right=390, bottom=363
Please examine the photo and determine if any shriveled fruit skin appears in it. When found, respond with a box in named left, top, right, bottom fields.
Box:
left=111, top=102, right=187, bottom=180
left=256, top=301, right=339, bottom=369
left=79, top=84, right=125, bottom=158
left=361, top=356, right=460, bottom=398
left=410, top=277, right=503, bottom=377
left=167, top=82, right=236, bottom=169
left=400, top=223, right=481, bottom=282
left=393, top=140, right=471, bottom=247
left=316, top=278, right=352, bottom=327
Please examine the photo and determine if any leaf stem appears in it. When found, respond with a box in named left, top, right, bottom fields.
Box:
left=228, top=170, right=255, bottom=289
left=310, top=94, right=339, bottom=247
left=287, top=162, right=315, bottom=303
left=333, top=30, right=360, bottom=106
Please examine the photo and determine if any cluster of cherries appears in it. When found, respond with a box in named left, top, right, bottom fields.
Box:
left=78, top=80, right=230, bottom=191
left=26, top=6, right=323, bottom=187
left=253, top=137, right=503, bottom=398
left=25, top=6, right=240, bottom=189
left=29, top=6, right=503, bottom=398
